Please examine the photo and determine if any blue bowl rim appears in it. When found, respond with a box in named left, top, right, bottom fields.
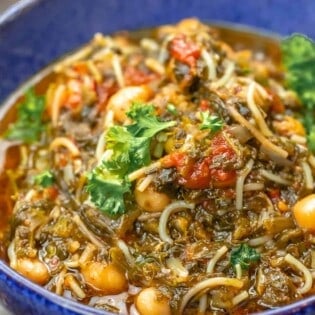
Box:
left=0, top=1, right=315, bottom=315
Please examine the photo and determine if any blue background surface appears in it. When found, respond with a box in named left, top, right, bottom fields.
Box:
left=1, top=1, right=315, bottom=314
left=0, top=0, right=315, bottom=103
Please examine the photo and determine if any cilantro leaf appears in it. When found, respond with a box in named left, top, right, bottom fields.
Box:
left=87, top=102, right=176, bottom=217
left=281, top=34, right=315, bottom=151
left=230, top=244, right=260, bottom=270
left=35, top=170, right=55, bottom=188
left=86, top=168, right=131, bottom=216
left=6, top=89, right=45, bottom=143
left=105, top=125, right=151, bottom=175
left=126, top=102, right=176, bottom=138
left=199, top=111, right=223, bottom=133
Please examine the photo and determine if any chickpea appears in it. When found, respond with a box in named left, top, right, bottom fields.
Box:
left=293, top=194, right=315, bottom=232
left=15, top=258, right=50, bottom=285
left=136, top=287, right=171, bottom=315
left=81, top=261, right=127, bottom=294
left=135, top=183, right=171, bottom=212
left=107, top=86, right=152, bottom=123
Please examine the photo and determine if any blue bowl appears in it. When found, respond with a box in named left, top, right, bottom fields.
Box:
left=1, top=1, right=315, bottom=314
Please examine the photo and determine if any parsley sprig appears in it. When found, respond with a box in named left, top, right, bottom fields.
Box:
left=199, top=111, right=223, bottom=133
left=6, top=89, right=45, bottom=143
left=230, top=243, right=260, bottom=271
left=86, top=103, right=176, bottom=216
left=34, top=170, right=55, bottom=188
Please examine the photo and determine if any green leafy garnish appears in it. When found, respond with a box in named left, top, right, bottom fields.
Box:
left=34, top=170, right=55, bottom=188
left=6, top=89, right=45, bottom=143
left=86, top=102, right=176, bottom=216
left=104, top=125, right=151, bottom=176
left=126, top=102, right=176, bottom=138
left=199, top=111, right=223, bottom=133
left=87, top=169, right=131, bottom=216
left=230, top=244, right=260, bottom=270
left=166, top=103, right=178, bottom=115
left=281, top=34, right=315, bottom=151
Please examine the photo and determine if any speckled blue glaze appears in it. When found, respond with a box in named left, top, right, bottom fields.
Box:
left=1, top=1, right=315, bottom=314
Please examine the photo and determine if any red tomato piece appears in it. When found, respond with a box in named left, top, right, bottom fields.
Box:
left=169, top=34, right=201, bottom=67
left=124, top=66, right=158, bottom=86
left=199, top=99, right=210, bottom=111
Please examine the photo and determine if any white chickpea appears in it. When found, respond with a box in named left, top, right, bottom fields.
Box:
left=107, top=85, right=152, bottom=123
left=81, top=261, right=127, bottom=294
left=15, top=257, right=50, bottom=285
left=136, top=287, right=171, bottom=315
left=135, top=183, right=171, bottom=212
left=293, top=194, right=315, bottom=232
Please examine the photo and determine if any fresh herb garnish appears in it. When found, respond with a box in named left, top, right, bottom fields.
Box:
left=166, top=103, right=178, bottom=116
left=126, top=102, right=176, bottom=138
left=230, top=243, right=260, bottom=270
left=281, top=34, right=315, bottom=152
left=6, top=89, right=45, bottom=143
left=86, top=102, right=176, bottom=216
left=35, top=170, right=55, bottom=188
left=199, top=111, right=223, bottom=133
left=87, top=170, right=131, bottom=216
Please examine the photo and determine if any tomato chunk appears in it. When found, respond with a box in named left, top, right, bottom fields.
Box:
left=162, top=134, right=237, bottom=189
left=169, top=34, right=201, bottom=67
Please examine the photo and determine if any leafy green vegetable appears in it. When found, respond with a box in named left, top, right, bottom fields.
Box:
left=6, top=89, right=45, bottom=143
left=35, top=170, right=55, bottom=188
left=281, top=34, right=315, bottom=151
left=199, top=111, right=223, bottom=133
left=230, top=243, right=260, bottom=270
left=87, top=102, right=176, bottom=216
